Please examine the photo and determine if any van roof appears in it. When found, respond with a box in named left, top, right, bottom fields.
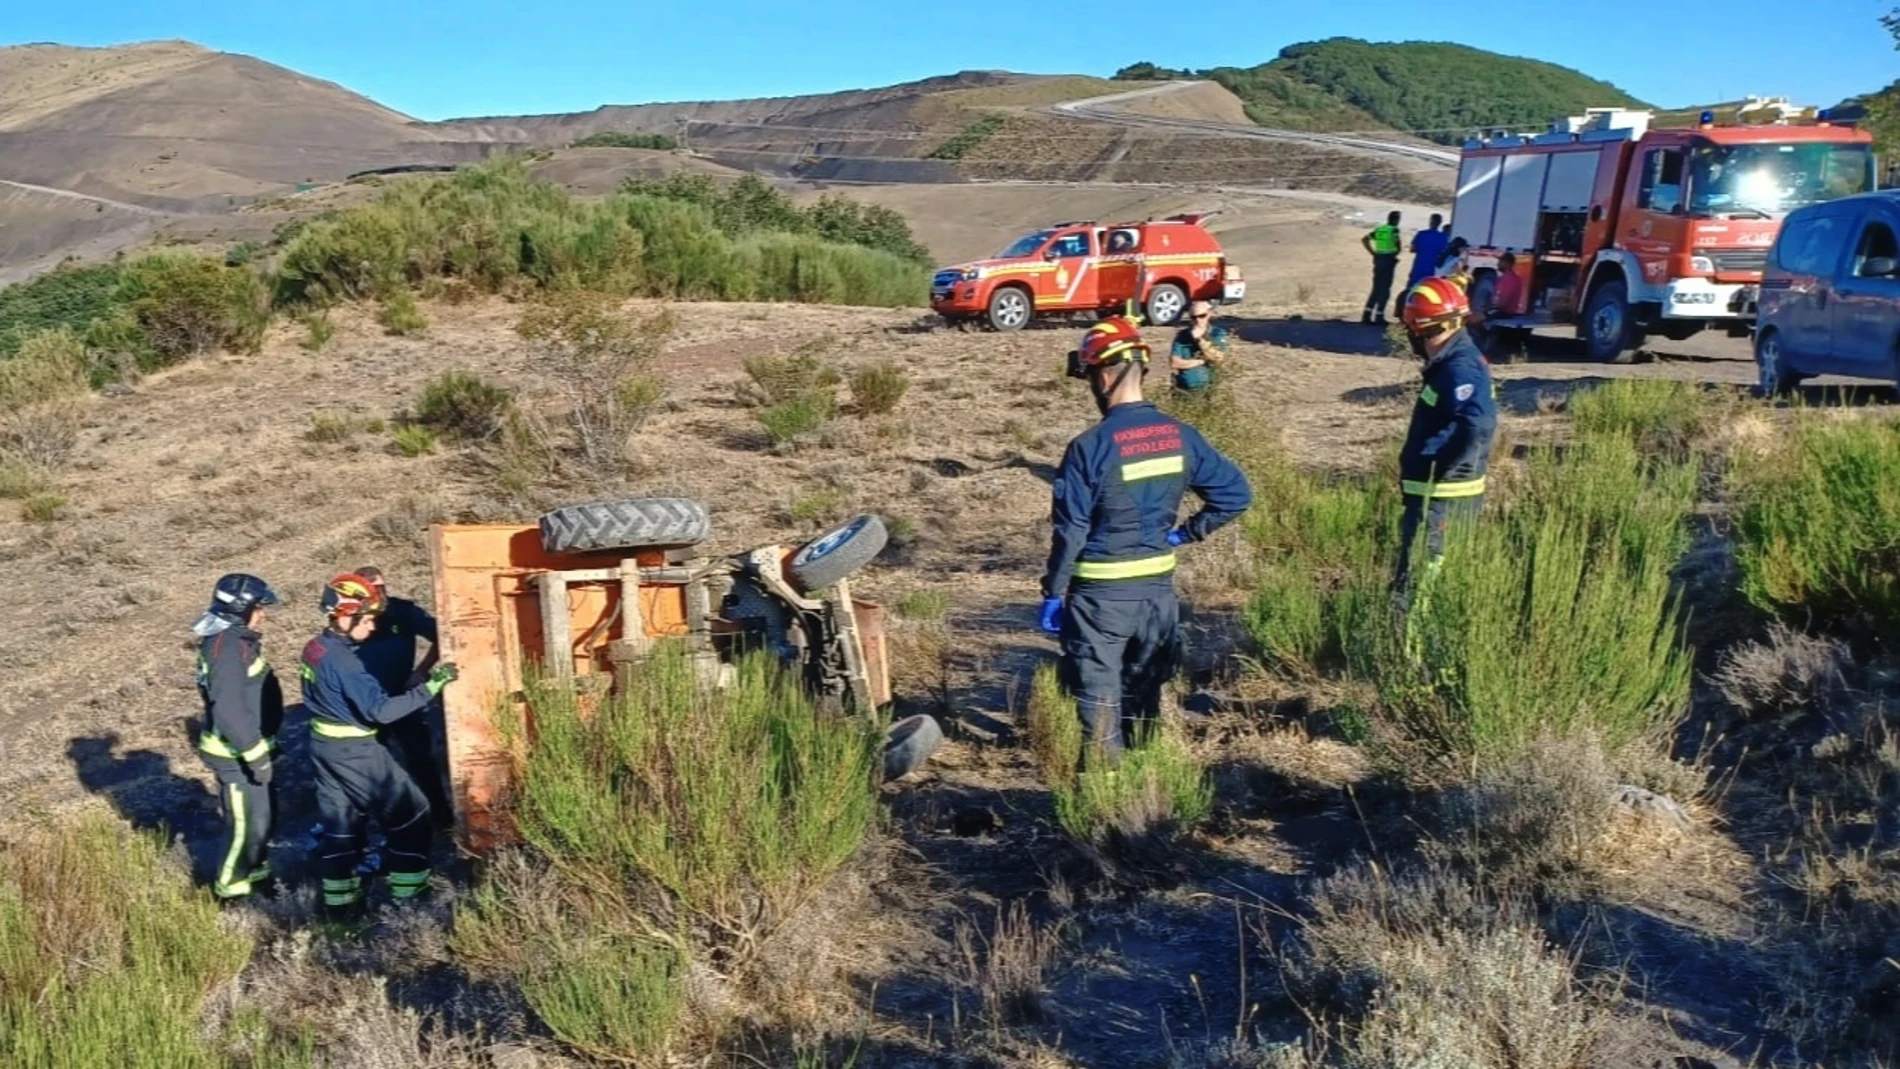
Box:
left=1787, top=190, right=1900, bottom=219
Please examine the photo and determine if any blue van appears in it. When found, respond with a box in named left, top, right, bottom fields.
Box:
left=1756, top=190, right=1900, bottom=394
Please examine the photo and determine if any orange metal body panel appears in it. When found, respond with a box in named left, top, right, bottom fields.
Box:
left=428, top=523, right=890, bottom=855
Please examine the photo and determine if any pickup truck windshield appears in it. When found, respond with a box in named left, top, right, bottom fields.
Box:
left=1689, top=141, right=1874, bottom=218
left=996, top=230, right=1054, bottom=259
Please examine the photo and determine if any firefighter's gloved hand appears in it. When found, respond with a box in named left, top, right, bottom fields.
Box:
left=243, top=753, right=273, bottom=787
left=1039, top=597, right=1064, bottom=635
left=1167, top=528, right=1189, bottom=547
left=426, top=663, right=459, bottom=695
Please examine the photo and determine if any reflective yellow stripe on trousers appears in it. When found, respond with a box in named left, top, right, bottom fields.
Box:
left=1401, top=477, right=1486, bottom=500
left=311, top=720, right=377, bottom=740
left=1074, top=552, right=1177, bottom=581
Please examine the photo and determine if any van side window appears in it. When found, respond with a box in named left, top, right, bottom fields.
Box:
left=1640, top=149, right=1685, bottom=213
left=1851, top=220, right=1898, bottom=277
left=1773, top=214, right=1846, bottom=275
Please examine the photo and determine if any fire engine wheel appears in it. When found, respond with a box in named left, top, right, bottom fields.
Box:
left=1145, top=283, right=1188, bottom=326
left=1583, top=280, right=1637, bottom=365
left=788, top=514, right=888, bottom=593
left=538, top=496, right=711, bottom=554
left=987, top=287, right=1032, bottom=332
left=883, top=714, right=944, bottom=781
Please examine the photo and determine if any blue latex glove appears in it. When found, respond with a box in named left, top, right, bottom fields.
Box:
left=1167, top=528, right=1188, bottom=547
left=1039, top=596, right=1064, bottom=635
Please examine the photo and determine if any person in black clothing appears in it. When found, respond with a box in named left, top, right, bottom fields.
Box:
left=302, top=573, right=458, bottom=919
left=1393, top=276, right=1498, bottom=602
left=353, top=566, right=452, bottom=828
left=1042, top=315, right=1253, bottom=767
left=191, top=573, right=283, bottom=903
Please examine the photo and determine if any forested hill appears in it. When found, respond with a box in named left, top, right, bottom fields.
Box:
left=1116, top=38, right=1652, bottom=144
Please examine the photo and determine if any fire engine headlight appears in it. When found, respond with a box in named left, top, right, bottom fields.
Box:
left=1690, top=256, right=1715, bottom=274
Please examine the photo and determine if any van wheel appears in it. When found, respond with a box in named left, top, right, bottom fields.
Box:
left=1583, top=280, right=1637, bottom=364
left=1145, top=283, right=1187, bottom=326
left=1756, top=328, right=1799, bottom=398
left=987, top=287, right=1032, bottom=332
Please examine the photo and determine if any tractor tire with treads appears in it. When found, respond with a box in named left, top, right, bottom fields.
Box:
left=538, top=497, right=711, bottom=554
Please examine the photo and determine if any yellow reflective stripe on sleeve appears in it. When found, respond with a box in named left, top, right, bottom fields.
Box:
left=300, top=664, right=316, bottom=683
left=215, top=782, right=248, bottom=897
left=238, top=739, right=271, bottom=763
left=1121, top=455, right=1185, bottom=481
left=1401, top=477, right=1487, bottom=499
left=247, top=656, right=269, bottom=678
left=1074, top=553, right=1178, bottom=580
left=311, top=720, right=377, bottom=740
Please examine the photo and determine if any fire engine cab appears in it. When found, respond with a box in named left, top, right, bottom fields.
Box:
left=1452, top=107, right=1876, bottom=363
left=930, top=213, right=1245, bottom=331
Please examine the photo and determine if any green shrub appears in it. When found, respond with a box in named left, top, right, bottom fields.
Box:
left=306, top=410, right=381, bottom=443
left=119, top=252, right=268, bottom=362
left=0, top=457, right=50, bottom=499
left=391, top=424, right=438, bottom=457
left=1025, top=663, right=1211, bottom=858
left=0, top=263, right=127, bottom=358
left=416, top=369, right=515, bottom=442
left=517, top=293, right=670, bottom=472
left=928, top=114, right=1008, bottom=160
left=623, top=172, right=933, bottom=264
left=744, top=345, right=842, bottom=406
left=0, top=328, right=89, bottom=411
left=1361, top=438, right=1696, bottom=775
left=896, top=588, right=950, bottom=621
left=735, top=232, right=928, bottom=307
left=848, top=363, right=910, bottom=416
left=20, top=491, right=65, bottom=523
left=1566, top=378, right=1708, bottom=460
left=454, top=646, right=875, bottom=1060
left=1732, top=415, right=1900, bottom=627
left=299, top=309, right=336, bottom=351
left=0, top=814, right=255, bottom=1068
left=379, top=290, right=428, bottom=335
left=569, top=131, right=679, bottom=150
left=760, top=394, right=835, bottom=446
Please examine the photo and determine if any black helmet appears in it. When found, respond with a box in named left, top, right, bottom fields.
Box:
left=207, top=574, right=279, bottom=621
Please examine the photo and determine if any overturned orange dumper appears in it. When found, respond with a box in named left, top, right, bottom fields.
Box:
left=427, top=498, right=893, bottom=854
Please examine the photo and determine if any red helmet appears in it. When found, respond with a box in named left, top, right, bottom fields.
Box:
left=1078, top=315, right=1150, bottom=369
left=321, top=573, right=386, bottom=619
left=1401, top=277, right=1470, bottom=335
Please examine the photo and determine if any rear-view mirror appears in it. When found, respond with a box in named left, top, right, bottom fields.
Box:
left=1864, top=256, right=1899, bottom=278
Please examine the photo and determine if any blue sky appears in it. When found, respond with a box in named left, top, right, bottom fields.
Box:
left=6, top=0, right=1894, bottom=122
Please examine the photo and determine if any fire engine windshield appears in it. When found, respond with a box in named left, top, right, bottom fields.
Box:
left=1688, top=141, right=1874, bottom=217
left=996, top=230, right=1054, bottom=259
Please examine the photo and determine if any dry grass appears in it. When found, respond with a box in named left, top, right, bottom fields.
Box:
left=1711, top=621, right=1852, bottom=720
left=1283, top=864, right=1615, bottom=1069
left=516, top=291, right=671, bottom=477
left=954, top=900, right=1064, bottom=1028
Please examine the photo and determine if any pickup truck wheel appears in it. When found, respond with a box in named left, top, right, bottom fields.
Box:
left=539, top=497, right=710, bottom=554
left=1583, top=280, right=1637, bottom=365
left=1756, top=328, right=1798, bottom=398
left=1145, top=283, right=1188, bottom=326
left=883, top=714, right=943, bottom=781
left=986, top=287, right=1031, bottom=332
left=789, top=514, right=888, bottom=593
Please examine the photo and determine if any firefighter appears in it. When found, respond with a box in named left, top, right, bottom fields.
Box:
left=353, top=566, right=452, bottom=829
left=190, top=574, right=283, bottom=903
left=1040, top=316, right=1253, bottom=767
left=1392, top=277, right=1497, bottom=603
left=1360, top=210, right=1403, bottom=326
left=302, top=573, right=458, bottom=918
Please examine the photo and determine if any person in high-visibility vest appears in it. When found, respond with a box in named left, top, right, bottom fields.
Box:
left=1360, top=210, right=1403, bottom=326
left=1040, top=316, right=1253, bottom=768
left=191, top=574, right=283, bottom=904
left=301, top=574, right=459, bottom=919
left=1392, top=277, right=1497, bottom=604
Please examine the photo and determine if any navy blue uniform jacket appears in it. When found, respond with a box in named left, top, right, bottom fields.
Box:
left=301, top=631, right=436, bottom=732
left=356, top=596, right=437, bottom=695
left=1042, top=400, right=1252, bottom=600
left=1399, top=330, right=1497, bottom=499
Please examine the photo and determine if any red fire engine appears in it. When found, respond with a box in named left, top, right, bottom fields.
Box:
left=930, top=213, right=1246, bottom=331
left=1452, top=107, right=1876, bottom=362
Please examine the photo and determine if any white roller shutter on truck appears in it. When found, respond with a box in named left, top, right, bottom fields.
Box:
left=1452, top=155, right=1501, bottom=247
left=1492, top=153, right=1550, bottom=252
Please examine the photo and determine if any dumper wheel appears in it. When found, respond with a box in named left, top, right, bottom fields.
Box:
left=883, top=714, right=943, bottom=781
left=539, top=497, right=711, bottom=554
left=788, top=514, right=887, bottom=593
